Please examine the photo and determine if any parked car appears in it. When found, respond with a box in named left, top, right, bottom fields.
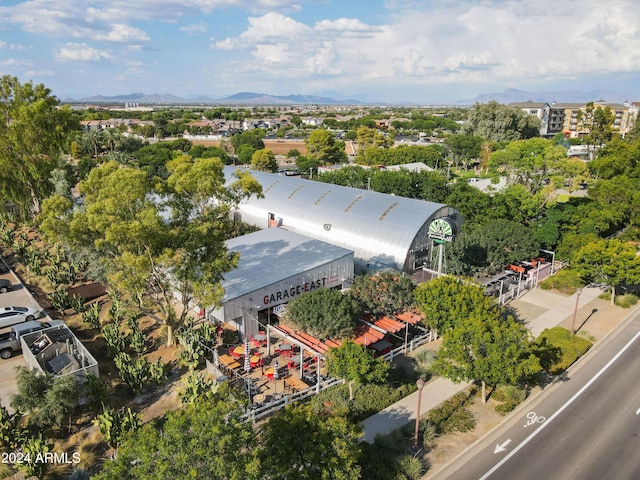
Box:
left=0, top=279, right=11, bottom=294
left=0, top=306, right=41, bottom=329
left=0, top=263, right=9, bottom=275
left=0, top=320, right=65, bottom=359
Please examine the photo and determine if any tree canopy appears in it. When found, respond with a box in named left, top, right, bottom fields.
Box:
left=461, top=101, right=541, bottom=141
left=285, top=289, right=359, bottom=340
left=348, top=271, right=415, bottom=317
left=0, top=75, right=77, bottom=218
left=250, top=148, right=278, bottom=172
left=39, top=158, right=262, bottom=345
left=434, top=309, right=540, bottom=402
left=447, top=219, right=540, bottom=276
left=570, top=238, right=640, bottom=303
left=326, top=340, right=390, bottom=400
left=94, top=386, right=258, bottom=479
left=414, top=275, right=495, bottom=333
left=305, top=128, right=347, bottom=164
left=257, top=403, right=362, bottom=480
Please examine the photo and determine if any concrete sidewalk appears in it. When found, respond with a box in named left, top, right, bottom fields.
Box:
left=517, top=286, right=602, bottom=337
left=359, top=286, right=605, bottom=443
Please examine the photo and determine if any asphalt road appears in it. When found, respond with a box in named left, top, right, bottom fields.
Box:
left=435, top=310, right=640, bottom=480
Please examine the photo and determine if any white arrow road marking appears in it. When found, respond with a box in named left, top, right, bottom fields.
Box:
left=494, top=439, right=512, bottom=454
left=480, top=330, right=640, bottom=480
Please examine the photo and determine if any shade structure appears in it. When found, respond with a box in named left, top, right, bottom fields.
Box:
left=243, top=340, right=251, bottom=373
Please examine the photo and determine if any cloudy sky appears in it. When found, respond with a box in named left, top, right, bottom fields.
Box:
left=1, top=0, right=639, bottom=103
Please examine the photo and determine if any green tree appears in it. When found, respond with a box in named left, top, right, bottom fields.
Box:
left=250, top=148, right=278, bottom=172
left=230, top=130, right=265, bottom=152
left=305, top=128, right=347, bottom=164
left=237, top=143, right=256, bottom=164
left=461, top=101, right=541, bottom=141
left=285, top=289, right=359, bottom=340
left=349, top=271, right=415, bottom=317
left=94, top=387, right=258, bottom=479
left=257, top=403, right=362, bottom=480
left=434, top=310, right=540, bottom=402
left=0, top=75, right=78, bottom=218
left=487, top=138, right=568, bottom=194
left=10, top=368, right=80, bottom=429
left=447, top=219, right=540, bottom=276
left=326, top=341, right=389, bottom=401
left=444, top=134, right=483, bottom=169
left=39, top=159, right=262, bottom=346
left=414, top=276, right=494, bottom=333
left=295, top=155, right=322, bottom=178
left=571, top=239, right=640, bottom=304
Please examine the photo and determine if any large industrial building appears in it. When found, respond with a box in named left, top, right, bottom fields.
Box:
left=224, top=167, right=463, bottom=274
left=209, top=227, right=354, bottom=338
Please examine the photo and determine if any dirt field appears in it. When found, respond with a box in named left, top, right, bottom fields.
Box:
left=192, top=139, right=308, bottom=155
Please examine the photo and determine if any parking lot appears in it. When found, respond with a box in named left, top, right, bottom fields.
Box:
left=0, top=262, right=49, bottom=413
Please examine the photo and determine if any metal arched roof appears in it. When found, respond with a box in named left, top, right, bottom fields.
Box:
left=224, top=167, right=460, bottom=271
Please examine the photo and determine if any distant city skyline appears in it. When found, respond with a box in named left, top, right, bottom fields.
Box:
left=1, top=0, right=639, bottom=104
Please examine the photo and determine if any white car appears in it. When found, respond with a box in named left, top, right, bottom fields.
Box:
left=0, top=306, right=41, bottom=329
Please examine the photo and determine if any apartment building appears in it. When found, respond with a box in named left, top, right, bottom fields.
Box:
left=509, top=100, right=638, bottom=139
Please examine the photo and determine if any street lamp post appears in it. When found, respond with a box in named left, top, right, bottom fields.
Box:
left=571, top=287, right=583, bottom=335
left=412, top=378, right=426, bottom=453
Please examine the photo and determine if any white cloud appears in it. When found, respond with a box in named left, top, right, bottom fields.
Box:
left=0, top=58, right=32, bottom=67
left=94, top=24, right=150, bottom=43
left=0, top=41, right=25, bottom=51
left=180, top=21, right=207, bottom=35
left=23, top=69, right=55, bottom=77
left=55, top=43, right=113, bottom=62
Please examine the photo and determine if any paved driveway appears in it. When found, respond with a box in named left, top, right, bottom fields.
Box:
left=0, top=355, right=26, bottom=413
left=0, top=266, right=46, bottom=413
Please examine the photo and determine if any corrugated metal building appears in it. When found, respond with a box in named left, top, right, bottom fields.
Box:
left=210, top=227, right=354, bottom=338
left=225, top=167, right=462, bottom=273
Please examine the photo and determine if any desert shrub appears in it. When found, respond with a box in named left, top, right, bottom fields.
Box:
left=309, top=382, right=413, bottom=423
left=70, top=293, right=86, bottom=314
left=349, top=383, right=413, bottom=422
left=113, top=353, right=149, bottom=393
left=493, top=384, right=527, bottom=415
left=395, top=455, right=424, bottom=480
left=421, top=419, right=438, bottom=447
left=360, top=430, right=414, bottom=480
left=47, top=287, right=72, bottom=313
left=101, top=322, right=126, bottom=356
left=534, top=327, right=592, bottom=374
left=93, top=405, right=142, bottom=448
left=540, top=269, right=583, bottom=294
left=0, top=403, right=28, bottom=450
left=16, top=435, right=54, bottom=479
left=615, top=294, right=638, bottom=308
left=126, top=317, right=148, bottom=355
left=179, top=371, right=216, bottom=405
left=82, top=301, right=101, bottom=328
left=84, top=374, right=112, bottom=410
left=428, top=390, right=476, bottom=434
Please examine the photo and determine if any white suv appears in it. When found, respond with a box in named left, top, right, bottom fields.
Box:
left=0, top=306, right=40, bottom=329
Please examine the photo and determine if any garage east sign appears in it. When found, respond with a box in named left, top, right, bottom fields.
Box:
left=262, top=275, right=339, bottom=306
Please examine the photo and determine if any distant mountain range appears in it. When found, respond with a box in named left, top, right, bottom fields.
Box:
left=458, top=88, right=635, bottom=105
left=62, top=91, right=366, bottom=106
left=62, top=88, right=636, bottom=106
